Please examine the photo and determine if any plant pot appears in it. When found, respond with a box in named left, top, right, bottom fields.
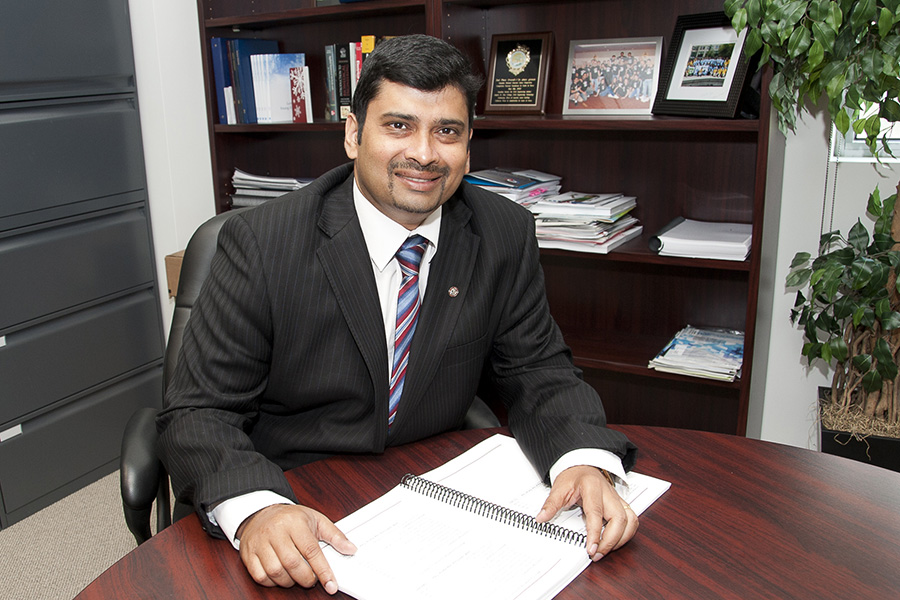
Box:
left=820, top=427, right=900, bottom=474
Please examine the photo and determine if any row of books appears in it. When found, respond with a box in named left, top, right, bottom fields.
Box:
left=210, top=37, right=312, bottom=125
left=648, top=325, right=744, bottom=382
left=210, top=35, right=392, bottom=125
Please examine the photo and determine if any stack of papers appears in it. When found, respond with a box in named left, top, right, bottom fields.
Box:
left=648, top=325, right=744, bottom=381
left=649, top=217, right=751, bottom=261
left=230, top=168, right=313, bottom=207
left=529, top=191, right=642, bottom=254
left=465, top=168, right=562, bottom=205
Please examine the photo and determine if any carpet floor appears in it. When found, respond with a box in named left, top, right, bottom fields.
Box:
left=0, top=472, right=137, bottom=599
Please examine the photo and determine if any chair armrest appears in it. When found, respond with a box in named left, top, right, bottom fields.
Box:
left=120, top=407, right=163, bottom=544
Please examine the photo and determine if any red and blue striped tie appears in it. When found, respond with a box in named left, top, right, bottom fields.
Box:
left=389, top=235, right=428, bottom=426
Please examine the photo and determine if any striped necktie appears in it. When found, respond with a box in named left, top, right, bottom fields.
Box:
left=389, top=235, right=428, bottom=426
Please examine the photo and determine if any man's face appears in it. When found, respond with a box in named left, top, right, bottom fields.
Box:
left=344, top=81, right=472, bottom=230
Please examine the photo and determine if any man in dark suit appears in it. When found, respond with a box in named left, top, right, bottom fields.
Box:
left=158, top=34, right=638, bottom=594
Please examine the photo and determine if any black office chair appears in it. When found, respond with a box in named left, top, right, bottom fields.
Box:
left=120, top=208, right=499, bottom=545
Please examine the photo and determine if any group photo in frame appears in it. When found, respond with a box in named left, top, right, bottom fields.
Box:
left=484, top=32, right=553, bottom=115
left=562, top=37, right=664, bottom=116
left=652, top=11, right=750, bottom=118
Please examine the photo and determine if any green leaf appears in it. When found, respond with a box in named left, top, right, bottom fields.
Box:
left=880, top=310, right=900, bottom=331
left=852, top=353, right=873, bottom=372
left=876, top=297, right=892, bottom=318
left=862, top=368, right=883, bottom=393
left=821, top=338, right=833, bottom=363
left=848, top=220, right=870, bottom=251
left=828, top=336, right=850, bottom=362
left=861, top=47, right=885, bottom=81
left=874, top=337, right=898, bottom=380
left=788, top=25, right=813, bottom=57
left=850, top=0, right=877, bottom=34
left=834, top=109, right=851, bottom=133
left=832, top=295, right=857, bottom=320
left=854, top=306, right=876, bottom=328
left=786, top=267, right=813, bottom=287
left=879, top=7, right=895, bottom=38
left=791, top=251, right=811, bottom=267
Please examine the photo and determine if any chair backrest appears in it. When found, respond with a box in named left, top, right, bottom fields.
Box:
left=164, top=208, right=248, bottom=393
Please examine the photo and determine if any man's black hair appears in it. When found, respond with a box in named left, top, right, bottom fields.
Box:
left=350, top=34, right=484, bottom=137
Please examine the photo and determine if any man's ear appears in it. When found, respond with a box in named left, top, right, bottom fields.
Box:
left=344, top=113, right=360, bottom=160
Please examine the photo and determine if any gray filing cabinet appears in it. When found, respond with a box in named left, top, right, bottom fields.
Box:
left=0, top=0, right=164, bottom=527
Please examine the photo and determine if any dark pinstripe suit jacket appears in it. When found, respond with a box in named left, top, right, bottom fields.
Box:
left=158, top=162, right=636, bottom=535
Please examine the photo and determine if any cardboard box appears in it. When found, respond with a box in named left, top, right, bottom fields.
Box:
left=165, top=250, right=185, bottom=298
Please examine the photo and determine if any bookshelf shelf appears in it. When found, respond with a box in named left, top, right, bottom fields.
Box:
left=195, top=0, right=778, bottom=435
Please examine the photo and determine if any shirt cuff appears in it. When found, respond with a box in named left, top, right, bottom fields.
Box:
left=548, top=448, right=627, bottom=487
left=209, top=490, right=295, bottom=550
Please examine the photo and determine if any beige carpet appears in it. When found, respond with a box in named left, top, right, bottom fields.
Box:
left=0, top=472, right=137, bottom=599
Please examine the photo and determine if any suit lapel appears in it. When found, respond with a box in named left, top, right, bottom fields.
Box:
left=393, top=194, right=479, bottom=431
left=315, top=173, right=390, bottom=425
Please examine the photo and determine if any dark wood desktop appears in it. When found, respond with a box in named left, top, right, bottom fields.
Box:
left=77, top=426, right=900, bottom=599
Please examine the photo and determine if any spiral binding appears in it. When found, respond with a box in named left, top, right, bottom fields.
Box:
left=400, top=473, right=586, bottom=547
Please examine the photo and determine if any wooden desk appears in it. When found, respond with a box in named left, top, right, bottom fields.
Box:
left=77, top=426, right=900, bottom=598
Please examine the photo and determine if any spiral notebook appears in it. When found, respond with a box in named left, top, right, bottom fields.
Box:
left=321, top=434, right=670, bottom=600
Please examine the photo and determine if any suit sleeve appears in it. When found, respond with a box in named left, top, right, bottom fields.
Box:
left=157, top=215, right=297, bottom=536
left=482, top=211, right=637, bottom=480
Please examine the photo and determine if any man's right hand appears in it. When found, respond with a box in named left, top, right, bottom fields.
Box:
left=236, top=504, right=357, bottom=593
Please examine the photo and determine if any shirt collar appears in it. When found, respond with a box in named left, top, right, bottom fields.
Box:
left=353, top=176, right=442, bottom=272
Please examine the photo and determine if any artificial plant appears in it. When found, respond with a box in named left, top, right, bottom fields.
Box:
left=725, top=0, right=900, bottom=435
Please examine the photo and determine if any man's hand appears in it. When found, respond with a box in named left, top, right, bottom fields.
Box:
left=535, top=465, right=638, bottom=561
left=236, top=504, right=357, bottom=593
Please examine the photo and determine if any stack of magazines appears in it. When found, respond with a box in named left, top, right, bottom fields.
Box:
left=230, top=168, right=313, bottom=207
left=648, top=325, right=744, bottom=381
left=464, top=168, right=562, bottom=205
left=528, top=191, right=642, bottom=254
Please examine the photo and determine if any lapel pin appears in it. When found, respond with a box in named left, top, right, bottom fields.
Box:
left=448, top=286, right=459, bottom=298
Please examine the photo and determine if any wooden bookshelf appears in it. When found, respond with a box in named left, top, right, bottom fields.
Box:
left=195, top=0, right=777, bottom=435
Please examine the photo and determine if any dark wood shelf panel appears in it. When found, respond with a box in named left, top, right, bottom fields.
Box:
left=565, top=331, right=742, bottom=390
left=539, top=237, right=753, bottom=272
left=475, top=114, right=761, bottom=133
left=213, top=114, right=760, bottom=135
left=204, top=0, right=426, bottom=29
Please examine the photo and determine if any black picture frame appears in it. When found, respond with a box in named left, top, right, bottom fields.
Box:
left=484, top=32, right=553, bottom=115
left=652, top=12, right=750, bottom=118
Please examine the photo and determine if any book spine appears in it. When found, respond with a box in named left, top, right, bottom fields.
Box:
left=336, top=43, right=352, bottom=120
left=290, top=66, right=313, bottom=124
left=210, top=37, right=232, bottom=124
left=324, top=44, right=338, bottom=121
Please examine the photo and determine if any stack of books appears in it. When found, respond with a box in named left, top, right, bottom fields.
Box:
left=464, top=168, right=562, bottom=205
left=230, top=168, right=313, bottom=207
left=648, top=325, right=744, bottom=381
left=649, top=217, right=752, bottom=261
left=528, top=191, right=642, bottom=254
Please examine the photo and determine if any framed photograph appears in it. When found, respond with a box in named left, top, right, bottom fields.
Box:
left=484, top=32, right=553, bottom=115
left=562, top=37, right=664, bottom=116
left=652, top=12, right=750, bottom=118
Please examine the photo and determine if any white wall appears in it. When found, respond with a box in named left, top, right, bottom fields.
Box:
left=128, top=0, right=217, bottom=336
left=750, top=107, right=899, bottom=449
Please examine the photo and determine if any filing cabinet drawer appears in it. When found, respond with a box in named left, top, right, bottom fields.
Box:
left=0, top=97, right=145, bottom=222
left=0, top=207, right=154, bottom=330
left=0, top=0, right=135, bottom=101
left=0, top=367, right=162, bottom=515
left=0, top=290, right=163, bottom=426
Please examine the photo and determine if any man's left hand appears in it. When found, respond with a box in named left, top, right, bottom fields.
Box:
left=535, top=465, right=638, bottom=561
